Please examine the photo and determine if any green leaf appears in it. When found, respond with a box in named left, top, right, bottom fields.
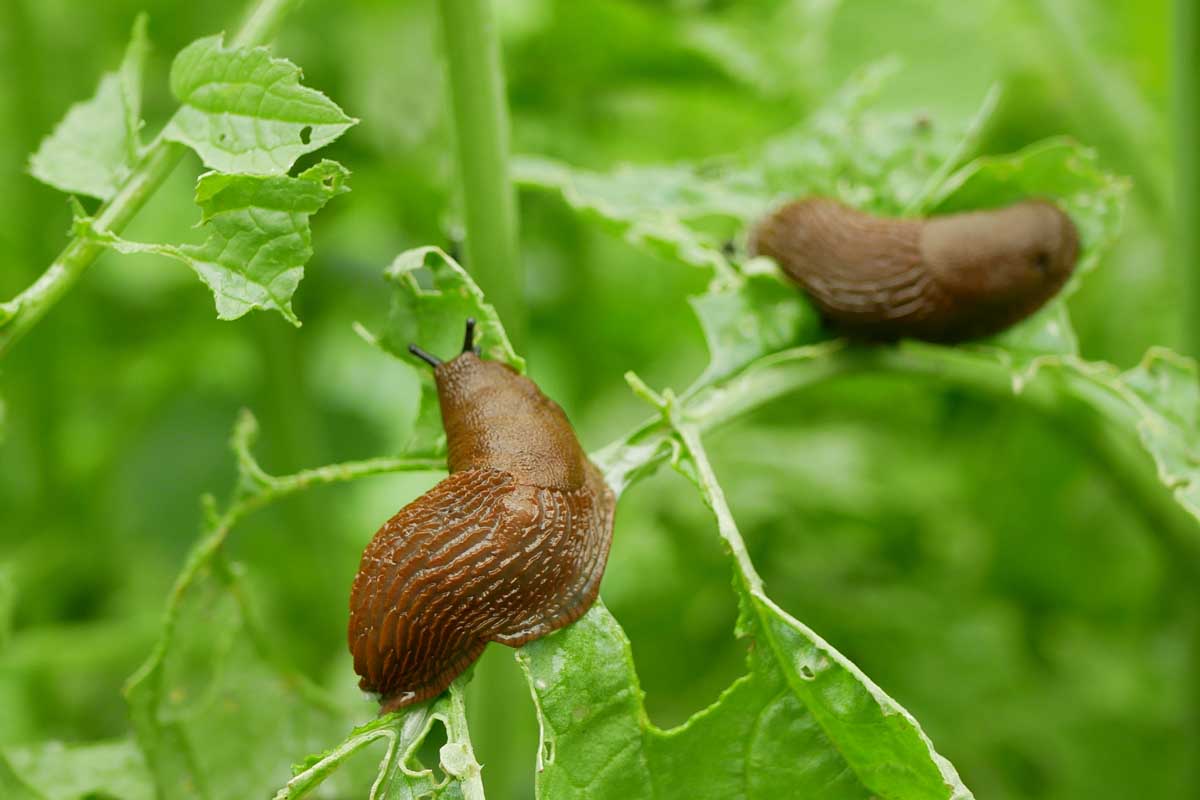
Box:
left=124, top=550, right=352, bottom=800
left=514, top=155, right=758, bottom=278
left=164, top=34, right=357, bottom=175
left=0, top=739, right=154, bottom=800
left=85, top=160, right=350, bottom=324
left=515, top=61, right=999, bottom=284
left=123, top=412, right=466, bottom=800
left=27, top=14, right=148, bottom=200
left=1117, top=348, right=1200, bottom=517
left=931, top=137, right=1129, bottom=286
left=519, top=596, right=972, bottom=800
left=687, top=267, right=820, bottom=386
left=364, top=246, right=524, bottom=453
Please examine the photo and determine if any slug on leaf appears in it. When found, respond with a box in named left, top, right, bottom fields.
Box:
left=348, top=319, right=615, bottom=712
left=748, top=197, right=1079, bottom=342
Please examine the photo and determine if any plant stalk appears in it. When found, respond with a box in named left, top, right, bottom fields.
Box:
left=0, top=0, right=302, bottom=359
left=1177, top=0, right=1200, bottom=358
left=437, top=0, right=524, bottom=346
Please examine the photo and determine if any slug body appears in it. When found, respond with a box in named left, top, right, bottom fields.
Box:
left=348, top=321, right=614, bottom=712
left=749, top=198, right=1079, bottom=342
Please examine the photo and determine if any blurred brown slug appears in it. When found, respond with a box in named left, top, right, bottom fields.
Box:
left=348, top=319, right=615, bottom=712
left=749, top=197, right=1080, bottom=342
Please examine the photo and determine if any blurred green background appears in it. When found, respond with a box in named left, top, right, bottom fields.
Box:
left=0, top=0, right=1193, bottom=798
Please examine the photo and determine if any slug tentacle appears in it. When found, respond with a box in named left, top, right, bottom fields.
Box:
left=749, top=197, right=1078, bottom=342
left=349, top=319, right=615, bottom=711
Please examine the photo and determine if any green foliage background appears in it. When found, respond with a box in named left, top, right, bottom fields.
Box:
left=0, top=0, right=1194, bottom=798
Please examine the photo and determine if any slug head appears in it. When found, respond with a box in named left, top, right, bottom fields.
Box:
left=920, top=200, right=1079, bottom=308
left=409, top=320, right=588, bottom=490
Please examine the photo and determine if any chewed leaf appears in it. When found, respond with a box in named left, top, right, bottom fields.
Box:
left=84, top=160, right=350, bottom=324
left=513, top=156, right=755, bottom=278
left=275, top=692, right=479, bottom=800
left=367, top=246, right=524, bottom=453
left=1099, top=348, right=1200, bottom=520
left=164, top=34, right=357, bottom=175
left=379, top=246, right=523, bottom=371
left=965, top=300, right=1080, bottom=384
left=688, top=269, right=820, bottom=385
left=516, top=61, right=998, bottom=286
left=518, top=584, right=973, bottom=799
left=28, top=14, right=148, bottom=200
left=758, top=65, right=997, bottom=215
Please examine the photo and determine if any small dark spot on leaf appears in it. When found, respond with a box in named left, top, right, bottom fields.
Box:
left=799, top=665, right=816, bottom=680
left=217, top=133, right=228, bottom=143
left=300, top=125, right=313, bottom=145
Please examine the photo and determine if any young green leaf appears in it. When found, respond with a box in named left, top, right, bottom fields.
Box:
left=28, top=14, right=148, bottom=200
left=164, top=34, right=357, bottom=175
left=83, top=160, right=350, bottom=325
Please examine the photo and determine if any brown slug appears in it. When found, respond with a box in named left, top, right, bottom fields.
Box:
left=348, top=319, right=615, bottom=712
left=748, top=197, right=1079, bottom=342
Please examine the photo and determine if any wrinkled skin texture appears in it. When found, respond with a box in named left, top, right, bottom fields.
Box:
left=749, top=197, right=1079, bottom=342
left=348, top=352, right=615, bottom=712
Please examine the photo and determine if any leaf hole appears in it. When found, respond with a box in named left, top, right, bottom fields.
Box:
left=407, top=718, right=449, bottom=785
left=609, top=466, right=745, bottom=729
left=799, top=665, right=816, bottom=681
left=300, top=125, right=313, bottom=145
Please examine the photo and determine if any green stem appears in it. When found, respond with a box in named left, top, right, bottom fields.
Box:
left=1177, top=0, right=1200, bottom=357
left=231, top=0, right=299, bottom=48
left=0, top=0, right=302, bottom=360
left=445, top=680, right=487, bottom=800
left=437, top=0, right=524, bottom=347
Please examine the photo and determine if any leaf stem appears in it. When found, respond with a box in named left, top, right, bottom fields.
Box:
left=0, top=0, right=303, bottom=359
left=437, top=0, right=524, bottom=346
